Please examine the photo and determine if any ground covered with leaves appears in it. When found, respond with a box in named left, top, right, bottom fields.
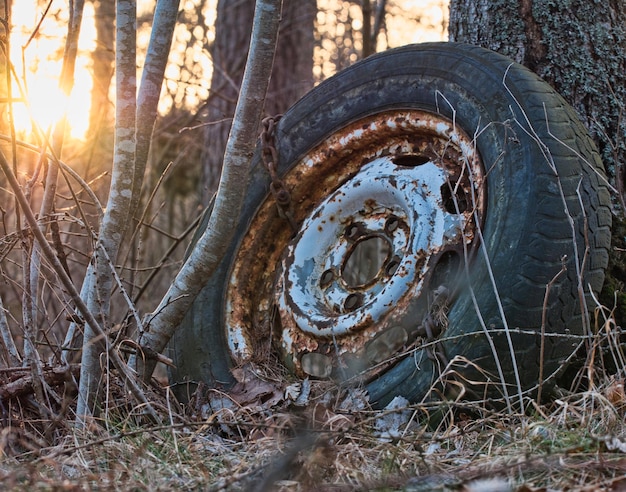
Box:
left=0, top=361, right=625, bottom=492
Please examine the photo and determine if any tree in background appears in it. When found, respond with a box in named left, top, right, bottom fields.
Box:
left=200, top=0, right=444, bottom=197
left=86, top=0, right=115, bottom=155
left=449, top=0, right=626, bottom=324
left=201, top=0, right=315, bottom=199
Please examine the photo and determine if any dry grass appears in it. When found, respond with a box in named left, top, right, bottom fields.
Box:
left=0, top=364, right=625, bottom=492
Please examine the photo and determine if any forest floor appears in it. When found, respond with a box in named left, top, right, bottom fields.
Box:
left=0, top=362, right=625, bottom=492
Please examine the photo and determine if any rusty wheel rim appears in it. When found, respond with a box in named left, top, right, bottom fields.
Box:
left=225, top=109, right=485, bottom=382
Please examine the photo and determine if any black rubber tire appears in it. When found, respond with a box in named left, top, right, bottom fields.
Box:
left=168, top=43, right=612, bottom=408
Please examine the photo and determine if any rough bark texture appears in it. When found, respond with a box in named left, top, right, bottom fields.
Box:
left=449, top=0, right=626, bottom=325
left=200, top=0, right=315, bottom=200
left=450, top=0, right=626, bottom=195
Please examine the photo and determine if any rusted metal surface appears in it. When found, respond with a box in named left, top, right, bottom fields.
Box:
left=277, top=158, right=450, bottom=342
left=225, top=110, right=484, bottom=381
left=260, top=115, right=297, bottom=233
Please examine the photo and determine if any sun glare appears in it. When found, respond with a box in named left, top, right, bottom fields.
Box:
left=10, top=2, right=96, bottom=140
left=6, top=1, right=448, bottom=141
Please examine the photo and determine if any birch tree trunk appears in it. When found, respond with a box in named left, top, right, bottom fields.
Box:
left=76, top=0, right=137, bottom=420
left=75, top=0, right=181, bottom=420
left=131, top=0, right=284, bottom=381
left=448, top=0, right=626, bottom=324
left=133, top=0, right=181, bottom=225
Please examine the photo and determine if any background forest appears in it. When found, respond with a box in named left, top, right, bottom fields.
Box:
left=0, top=0, right=448, bottom=368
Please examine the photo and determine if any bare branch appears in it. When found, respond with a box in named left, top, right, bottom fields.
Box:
left=0, top=146, right=158, bottom=425
left=0, top=294, right=21, bottom=366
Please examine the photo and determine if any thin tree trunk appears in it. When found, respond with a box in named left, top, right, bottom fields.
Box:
left=87, top=0, right=115, bottom=139
left=27, top=0, right=84, bottom=337
left=85, top=0, right=115, bottom=178
left=132, top=0, right=181, bottom=226
left=24, top=0, right=84, bottom=416
left=62, top=0, right=180, bottom=362
left=76, top=0, right=137, bottom=420
left=132, top=0, right=284, bottom=382
left=0, top=294, right=20, bottom=366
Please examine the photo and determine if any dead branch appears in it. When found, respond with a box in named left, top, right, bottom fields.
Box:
left=0, top=364, right=80, bottom=402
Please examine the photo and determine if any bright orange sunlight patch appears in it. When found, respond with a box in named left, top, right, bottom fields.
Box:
left=10, top=1, right=96, bottom=140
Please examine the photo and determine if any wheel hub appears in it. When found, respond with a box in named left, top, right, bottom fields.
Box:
left=276, top=157, right=465, bottom=376
left=279, top=157, right=458, bottom=329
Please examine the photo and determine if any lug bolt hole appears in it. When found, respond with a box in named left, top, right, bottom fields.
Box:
left=441, top=181, right=468, bottom=214
left=344, top=293, right=363, bottom=311
left=320, top=269, right=335, bottom=288
left=392, top=154, right=430, bottom=167
left=385, top=216, right=400, bottom=234
left=345, top=223, right=363, bottom=241
left=385, top=256, right=401, bottom=276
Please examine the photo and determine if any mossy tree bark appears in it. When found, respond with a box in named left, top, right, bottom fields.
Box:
left=449, top=0, right=626, bottom=325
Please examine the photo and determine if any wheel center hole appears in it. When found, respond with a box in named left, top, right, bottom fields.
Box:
left=342, top=236, right=391, bottom=288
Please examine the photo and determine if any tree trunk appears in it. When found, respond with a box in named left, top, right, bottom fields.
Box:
left=449, top=0, right=626, bottom=324
left=200, top=0, right=315, bottom=201
left=76, top=0, right=138, bottom=420
left=86, top=0, right=115, bottom=160
left=76, top=0, right=181, bottom=421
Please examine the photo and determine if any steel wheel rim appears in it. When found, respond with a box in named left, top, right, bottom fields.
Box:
left=225, top=109, right=485, bottom=382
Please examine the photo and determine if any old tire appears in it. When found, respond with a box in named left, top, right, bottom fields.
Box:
left=168, top=43, right=611, bottom=409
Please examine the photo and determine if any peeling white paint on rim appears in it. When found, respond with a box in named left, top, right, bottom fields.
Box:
left=277, top=157, right=451, bottom=338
